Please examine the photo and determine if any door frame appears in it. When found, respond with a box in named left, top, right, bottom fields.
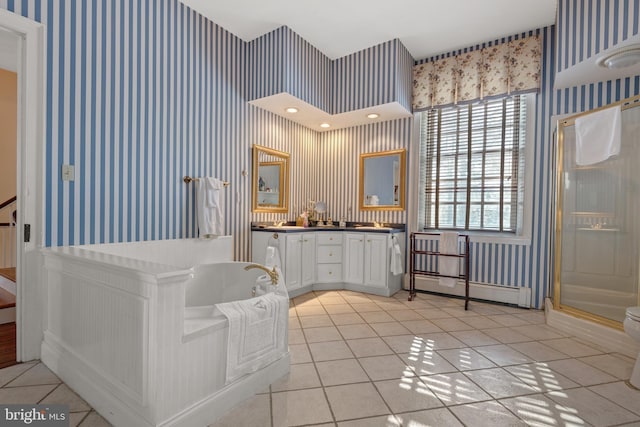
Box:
left=0, top=9, right=45, bottom=361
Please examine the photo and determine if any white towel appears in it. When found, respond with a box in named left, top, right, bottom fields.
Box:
left=217, top=291, right=289, bottom=384
left=575, top=105, right=621, bottom=166
left=265, top=244, right=283, bottom=271
left=439, top=232, right=459, bottom=288
left=389, top=236, right=403, bottom=276
left=196, top=177, right=224, bottom=237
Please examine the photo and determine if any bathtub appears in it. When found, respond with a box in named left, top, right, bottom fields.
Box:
left=40, top=237, right=290, bottom=427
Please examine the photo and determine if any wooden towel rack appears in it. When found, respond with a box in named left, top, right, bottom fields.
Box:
left=409, top=232, right=471, bottom=310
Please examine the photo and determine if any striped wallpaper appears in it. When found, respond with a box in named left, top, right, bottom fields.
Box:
left=557, top=0, right=640, bottom=72
left=332, top=39, right=413, bottom=114
left=316, top=118, right=413, bottom=225
left=0, top=0, right=410, bottom=262
left=248, top=26, right=333, bottom=112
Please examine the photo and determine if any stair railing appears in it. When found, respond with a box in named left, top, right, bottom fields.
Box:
left=0, top=196, right=17, bottom=268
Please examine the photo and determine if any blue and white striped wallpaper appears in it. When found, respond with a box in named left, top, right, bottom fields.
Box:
left=332, top=39, right=413, bottom=114
left=316, top=118, right=413, bottom=225
left=0, top=0, right=411, bottom=262
left=248, top=26, right=333, bottom=113
left=556, top=0, right=640, bottom=72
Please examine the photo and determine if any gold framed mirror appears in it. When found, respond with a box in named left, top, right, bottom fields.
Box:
left=252, top=144, right=290, bottom=213
left=359, top=148, right=406, bottom=211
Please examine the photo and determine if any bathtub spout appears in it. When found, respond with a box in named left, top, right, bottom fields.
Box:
left=244, top=263, right=279, bottom=285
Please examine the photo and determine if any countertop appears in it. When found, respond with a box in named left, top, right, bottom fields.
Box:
left=251, top=222, right=405, bottom=234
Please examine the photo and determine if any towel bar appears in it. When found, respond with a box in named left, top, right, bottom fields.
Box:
left=183, top=176, right=230, bottom=186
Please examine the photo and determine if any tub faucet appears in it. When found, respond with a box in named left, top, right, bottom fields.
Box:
left=244, top=263, right=279, bottom=285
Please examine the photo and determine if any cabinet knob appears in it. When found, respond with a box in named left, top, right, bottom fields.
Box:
left=367, top=239, right=371, bottom=243
left=359, top=239, right=363, bottom=242
left=329, top=237, right=333, bottom=241
left=304, top=239, right=308, bottom=242
left=329, top=252, right=333, bottom=256
left=329, top=271, right=333, bottom=275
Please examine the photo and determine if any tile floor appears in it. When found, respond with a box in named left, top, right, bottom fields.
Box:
left=0, top=360, right=109, bottom=426
left=1, top=290, right=638, bottom=427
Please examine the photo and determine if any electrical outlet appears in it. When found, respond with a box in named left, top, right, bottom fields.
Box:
left=62, top=164, right=75, bottom=181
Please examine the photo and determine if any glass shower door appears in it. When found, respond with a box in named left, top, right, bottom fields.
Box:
left=555, top=100, right=640, bottom=326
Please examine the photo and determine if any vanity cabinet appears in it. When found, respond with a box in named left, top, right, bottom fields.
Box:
left=344, top=233, right=388, bottom=288
left=316, top=233, right=343, bottom=283
left=252, top=229, right=404, bottom=297
left=284, top=233, right=316, bottom=291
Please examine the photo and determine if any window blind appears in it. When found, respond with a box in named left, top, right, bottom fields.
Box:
left=421, top=96, right=527, bottom=232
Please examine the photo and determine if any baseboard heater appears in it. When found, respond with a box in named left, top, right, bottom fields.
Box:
left=406, top=275, right=532, bottom=308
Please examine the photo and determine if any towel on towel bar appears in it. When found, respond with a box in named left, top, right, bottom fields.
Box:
left=439, top=232, right=459, bottom=288
left=196, top=177, right=225, bottom=237
left=217, top=290, right=289, bottom=384
left=389, top=236, right=403, bottom=276
left=575, top=105, right=621, bottom=166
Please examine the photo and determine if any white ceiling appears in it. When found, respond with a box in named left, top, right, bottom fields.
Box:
left=179, top=0, right=557, bottom=60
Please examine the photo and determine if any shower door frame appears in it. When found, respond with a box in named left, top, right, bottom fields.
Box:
left=554, top=94, right=640, bottom=331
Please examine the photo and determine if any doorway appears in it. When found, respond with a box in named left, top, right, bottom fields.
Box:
left=0, top=29, right=19, bottom=367
left=0, top=9, right=45, bottom=363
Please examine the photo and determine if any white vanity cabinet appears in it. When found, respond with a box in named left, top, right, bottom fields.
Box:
left=344, top=233, right=389, bottom=288
left=285, top=233, right=316, bottom=290
left=316, top=233, right=343, bottom=283
left=251, top=231, right=314, bottom=292
left=252, top=229, right=404, bottom=297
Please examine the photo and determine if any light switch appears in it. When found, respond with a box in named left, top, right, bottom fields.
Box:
left=62, top=164, right=75, bottom=181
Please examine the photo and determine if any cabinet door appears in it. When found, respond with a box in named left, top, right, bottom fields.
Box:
left=343, top=233, right=364, bottom=284
left=364, top=234, right=388, bottom=287
left=301, top=233, right=316, bottom=286
left=285, top=235, right=302, bottom=290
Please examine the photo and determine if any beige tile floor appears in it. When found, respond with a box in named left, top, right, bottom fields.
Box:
left=1, top=290, right=639, bottom=427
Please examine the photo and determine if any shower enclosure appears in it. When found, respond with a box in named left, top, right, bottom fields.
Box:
left=555, top=96, right=640, bottom=329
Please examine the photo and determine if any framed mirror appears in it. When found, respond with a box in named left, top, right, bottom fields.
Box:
left=359, top=148, right=406, bottom=211
left=252, top=144, right=290, bottom=213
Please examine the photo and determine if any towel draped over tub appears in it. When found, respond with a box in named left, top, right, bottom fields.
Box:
left=216, top=281, right=289, bottom=384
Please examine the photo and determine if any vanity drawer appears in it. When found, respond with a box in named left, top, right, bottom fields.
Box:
left=317, top=233, right=341, bottom=245
left=317, top=245, right=342, bottom=263
left=317, top=264, right=342, bottom=283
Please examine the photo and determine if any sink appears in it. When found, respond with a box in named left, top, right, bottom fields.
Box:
left=273, top=225, right=305, bottom=230
left=354, top=226, right=393, bottom=231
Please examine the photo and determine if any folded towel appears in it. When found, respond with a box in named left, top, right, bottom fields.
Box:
left=196, top=177, right=225, bottom=237
left=439, top=232, right=459, bottom=288
left=575, top=105, right=621, bottom=166
left=217, top=292, right=289, bottom=384
left=389, top=236, right=403, bottom=276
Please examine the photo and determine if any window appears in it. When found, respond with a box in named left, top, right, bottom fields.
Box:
left=419, top=95, right=528, bottom=233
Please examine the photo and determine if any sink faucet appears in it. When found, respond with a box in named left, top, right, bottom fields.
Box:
left=373, top=220, right=384, bottom=228
left=273, top=220, right=285, bottom=227
left=244, top=263, right=279, bottom=285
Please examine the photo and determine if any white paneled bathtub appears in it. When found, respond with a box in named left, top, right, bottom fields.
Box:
left=40, top=237, right=289, bottom=427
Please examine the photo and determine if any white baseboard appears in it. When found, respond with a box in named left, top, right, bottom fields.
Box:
left=408, top=276, right=532, bottom=308
left=545, top=298, right=639, bottom=359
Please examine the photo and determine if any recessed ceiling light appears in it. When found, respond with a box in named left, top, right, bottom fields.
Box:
left=320, top=123, right=331, bottom=128
left=597, top=46, right=640, bottom=69
left=285, top=107, right=298, bottom=113
left=367, top=113, right=379, bottom=119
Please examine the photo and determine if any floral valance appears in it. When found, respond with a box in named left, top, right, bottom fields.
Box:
left=412, top=35, right=541, bottom=111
